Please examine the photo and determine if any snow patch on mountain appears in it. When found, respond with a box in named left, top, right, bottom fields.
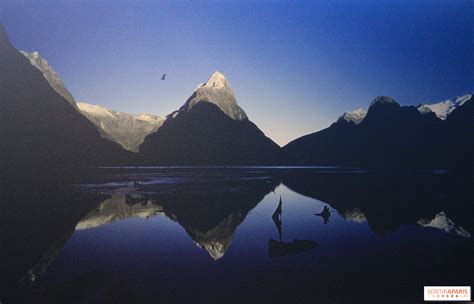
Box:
left=177, top=71, right=248, bottom=121
left=135, top=113, right=162, bottom=122
left=339, top=108, right=367, bottom=125
left=77, top=102, right=116, bottom=118
left=77, top=102, right=164, bottom=152
left=417, top=94, right=472, bottom=120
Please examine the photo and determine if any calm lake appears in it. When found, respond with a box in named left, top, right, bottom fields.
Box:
left=1, top=167, right=472, bottom=303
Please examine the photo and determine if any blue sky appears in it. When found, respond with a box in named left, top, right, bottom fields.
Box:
left=2, top=0, right=473, bottom=145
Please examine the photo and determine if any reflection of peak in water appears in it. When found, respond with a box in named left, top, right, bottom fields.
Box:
left=418, top=211, right=471, bottom=238
left=282, top=171, right=474, bottom=235
left=190, top=213, right=245, bottom=260
left=76, top=194, right=164, bottom=230
left=158, top=178, right=279, bottom=260
left=20, top=230, right=74, bottom=284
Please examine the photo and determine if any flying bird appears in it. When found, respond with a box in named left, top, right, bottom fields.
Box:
left=161, top=73, right=167, bottom=80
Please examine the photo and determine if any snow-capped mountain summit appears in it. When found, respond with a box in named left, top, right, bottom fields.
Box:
left=338, top=108, right=367, bottom=125
left=370, top=95, right=397, bottom=107
left=20, top=51, right=76, bottom=107
left=177, top=71, right=248, bottom=121
left=140, top=71, right=280, bottom=165
left=77, top=102, right=164, bottom=152
left=417, top=94, right=472, bottom=120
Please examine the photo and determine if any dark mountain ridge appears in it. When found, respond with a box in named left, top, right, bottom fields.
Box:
left=283, top=95, right=473, bottom=169
left=0, top=25, right=130, bottom=172
left=1, top=23, right=471, bottom=169
left=139, top=72, right=281, bottom=165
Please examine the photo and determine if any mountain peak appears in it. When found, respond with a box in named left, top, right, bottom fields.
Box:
left=194, top=71, right=230, bottom=91
left=178, top=71, right=248, bottom=121
left=205, top=71, right=228, bottom=88
left=370, top=96, right=398, bottom=107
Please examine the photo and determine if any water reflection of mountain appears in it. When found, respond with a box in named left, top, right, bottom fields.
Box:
left=342, top=208, right=367, bottom=223
left=0, top=175, right=104, bottom=299
left=154, top=177, right=279, bottom=259
left=20, top=230, right=74, bottom=284
left=76, top=176, right=279, bottom=259
left=1, top=169, right=473, bottom=304
left=76, top=194, right=164, bottom=230
left=0, top=173, right=279, bottom=302
left=282, top=171, right=473, bottom=236
left=417, top=211, right=471, bottom=238
left=75, top=188, right=275, bottom=260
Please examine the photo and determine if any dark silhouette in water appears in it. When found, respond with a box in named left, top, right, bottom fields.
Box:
left=1, top=168, right=279, bottom=301
left=268, top=196, right=318, bottom=258
left=272, top=196, right=283, bottom=240
left=268, top=239, right=318, bottom=258
left=0, top=174, right=105, bottom=301
left=2, top=168, right=473, bottom=303
left=152, top=172, right=280, bottom=260
left=315, top=205, right=331, bottom=224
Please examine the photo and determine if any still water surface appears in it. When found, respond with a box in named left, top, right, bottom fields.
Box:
left=1, top=167, right=472, bottom=303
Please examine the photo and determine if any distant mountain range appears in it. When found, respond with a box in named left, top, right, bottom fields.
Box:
left=1, top=25, right=472, bottom=169
left=333, top=94, right=472, bottom=126
left=76, top=102, right=163, bottom=152
left=283, top=95, right=473, bottom=168
left=19, top=49, right=280, bottom=162
left=417, top=95, right=472, bottom=120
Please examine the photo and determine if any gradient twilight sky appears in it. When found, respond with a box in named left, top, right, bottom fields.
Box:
left=1, top=1, right=473, bottom=145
